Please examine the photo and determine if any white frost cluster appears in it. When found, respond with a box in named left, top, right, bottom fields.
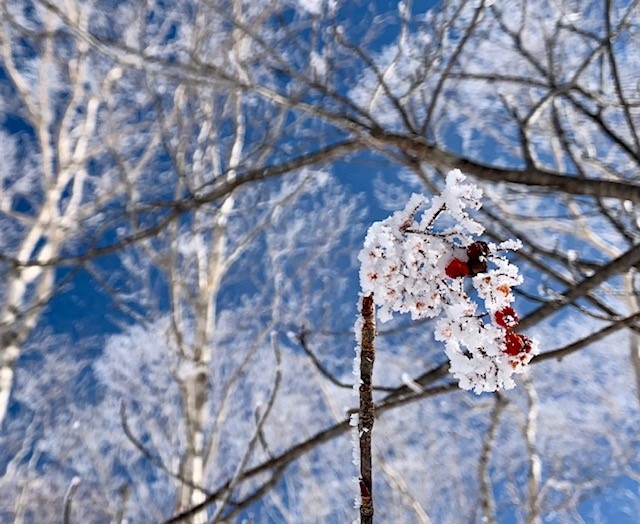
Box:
left=358, top=170, right=538, bottom=393
left=351, top=300, right=363, bottom=509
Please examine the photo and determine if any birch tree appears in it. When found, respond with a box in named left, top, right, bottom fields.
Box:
left=0, top=0, right=350, bottom=426
left=0, top=0, right=154, bottom=425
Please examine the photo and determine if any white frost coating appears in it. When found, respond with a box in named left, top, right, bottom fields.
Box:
left=401, top=372, right=423, bottom=394
left=176, top=359, right=208, bottom=381
left=358, top=170, right=539, bottom=393
left=310, top=51, right=327, bottom=77
left=350, top=412, right=360, bottom=509
left=297, top=0, right=323, bottom=15
left=353, top=295, right=364, bottom=392
left=497, top=238, right=523, bottom=251
left=352, top=297, right=363, bottom=509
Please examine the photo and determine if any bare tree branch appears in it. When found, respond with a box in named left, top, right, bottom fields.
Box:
left=370, top=130, right=640, bottom=202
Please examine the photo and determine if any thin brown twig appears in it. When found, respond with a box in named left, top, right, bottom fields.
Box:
left=369, top=130, right=640, bottom=203
left=297, top=326, right=396, bottom=392
left=519, top=243, right=640, bottom=330
left=217, top=466, right=287, bottom=522
left=533, top=311, right=640, bottom=363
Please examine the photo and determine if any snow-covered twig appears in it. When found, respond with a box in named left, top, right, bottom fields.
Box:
left=62, top=477, right=81, bottom=524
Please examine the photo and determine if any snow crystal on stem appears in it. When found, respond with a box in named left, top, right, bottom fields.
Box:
left=358, top=169, right=538, bottom=393
left=352, top=297, right=363, bottom=509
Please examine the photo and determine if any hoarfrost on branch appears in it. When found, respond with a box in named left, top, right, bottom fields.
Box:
left=358, top=170, right=539, bottom=393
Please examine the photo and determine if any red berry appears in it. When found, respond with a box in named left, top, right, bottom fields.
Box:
left=503, top=332, right=525, bottom=356
left=467, top=241, right=489, bottom=261
left=466, top=241, right=489, bottom=276
left=467, top=258, right=488, bottom=276
left=495, top=307, right=520, bottom=329
left=445, top=258, right=469, bottom=278
left=521, top=334, right=533, bottom=354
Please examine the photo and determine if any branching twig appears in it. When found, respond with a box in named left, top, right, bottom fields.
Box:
left=297, top=326, right=396, bottom=392
left=163, top=381, right=456, bottom=523
left=519, top=243, right=640, bottom=330
left=0, top=140, right=363, bottom=269
left=218, top=466, right=287, bottom=523
left=209, top=332, right=283, bottom=523
left=368, top=130, right=640, bottom=203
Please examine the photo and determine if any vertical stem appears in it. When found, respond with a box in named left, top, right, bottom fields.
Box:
left=359, top=294, right=376, bottom=523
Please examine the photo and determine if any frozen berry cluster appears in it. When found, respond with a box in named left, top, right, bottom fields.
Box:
left=496, top=308, right=534, bottom=364
left=445, top=241, right=490, bottom=278
left=445, top=244, right=535, bottom=366
left=359, top=170, right=538, bottom=393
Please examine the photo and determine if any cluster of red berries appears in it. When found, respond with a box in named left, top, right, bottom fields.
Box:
left=444, top=241, right=490, bottom=279
left=494, top=306, right=532, bottom=358
left=445, top=242, right=533, bottom=360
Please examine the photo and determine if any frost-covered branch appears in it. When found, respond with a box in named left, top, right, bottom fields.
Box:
left=353, top=169, right=536, bottom=521
left=368, top=130, right=640, bottom=203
